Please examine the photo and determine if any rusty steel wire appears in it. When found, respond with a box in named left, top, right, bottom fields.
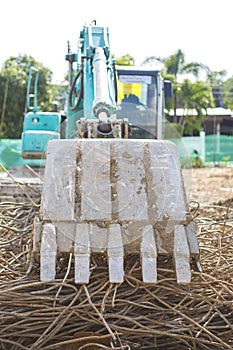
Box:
left=0, top=185, right=232, bottom=349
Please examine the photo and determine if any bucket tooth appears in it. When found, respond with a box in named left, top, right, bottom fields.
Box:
left=108, top=224, right=124, bottom=283
left=185, top=221, right=199, bottom=255
left=185, top=221, right=202, bottom=272
left=40, top=223, right=57, bottom=282
left=33, top=216, right=41, bottom=252
left=174, top=225, right=191, bottom=283
left=74, top=223, right=90, bottom=284
left=141, top=225, right=157, bottom=283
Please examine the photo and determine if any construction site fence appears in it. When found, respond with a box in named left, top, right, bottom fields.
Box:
left=172, top=134, right=233, bottom=168
left=0, top=139, right=44, bottom=170
left=0, top=135, right=232, bottom=170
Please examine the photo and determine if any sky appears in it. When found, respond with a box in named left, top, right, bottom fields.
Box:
left=1, top=0, right=233, bottom=84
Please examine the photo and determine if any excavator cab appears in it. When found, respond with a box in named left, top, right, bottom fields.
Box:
left=116, top=65, right=167, bottom=139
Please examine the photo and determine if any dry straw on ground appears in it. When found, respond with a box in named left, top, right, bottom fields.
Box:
left=0, top=176, right=232, bottom=349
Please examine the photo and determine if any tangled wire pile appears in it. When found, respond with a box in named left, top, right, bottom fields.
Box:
left=0, top=188, right=232, bottom=349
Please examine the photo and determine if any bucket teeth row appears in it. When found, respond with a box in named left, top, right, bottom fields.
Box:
left=38, top=222, right=195, bottom=284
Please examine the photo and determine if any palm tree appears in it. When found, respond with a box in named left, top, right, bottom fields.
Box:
left=179, top=79, right=214, bottom=135
left=142, top=50, right=209, bottom=122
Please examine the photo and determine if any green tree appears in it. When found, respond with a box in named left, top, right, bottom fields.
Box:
left=222, top=76, right=233, bottom=109
left=178, top=79, right=214, bottom=135
left=165, top=50, right=209, bottom=123
left=206, top=69, right=227, bottom=86
left=0, top=54, right=54, bottom=138
left=143, top=50, right=209, bottom=123
left=163, top=49, right=209, bottom=80
left=114, top=54, right=135, bottom=66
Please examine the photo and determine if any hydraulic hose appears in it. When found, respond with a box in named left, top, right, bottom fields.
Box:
left=68, top=68, right=83, bottom=111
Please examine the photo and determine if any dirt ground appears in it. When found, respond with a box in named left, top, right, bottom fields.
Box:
left=182, top=166, right=233, bottom=206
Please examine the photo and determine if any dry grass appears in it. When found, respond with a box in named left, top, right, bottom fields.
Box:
left=0, top=192, right=232, bottom=349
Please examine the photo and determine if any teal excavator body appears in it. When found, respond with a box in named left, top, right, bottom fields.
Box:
left=21, top=67, right=61, bottom=159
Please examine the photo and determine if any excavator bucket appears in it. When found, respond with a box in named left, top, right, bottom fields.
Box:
left=33, top=138, right=199, bottom=284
